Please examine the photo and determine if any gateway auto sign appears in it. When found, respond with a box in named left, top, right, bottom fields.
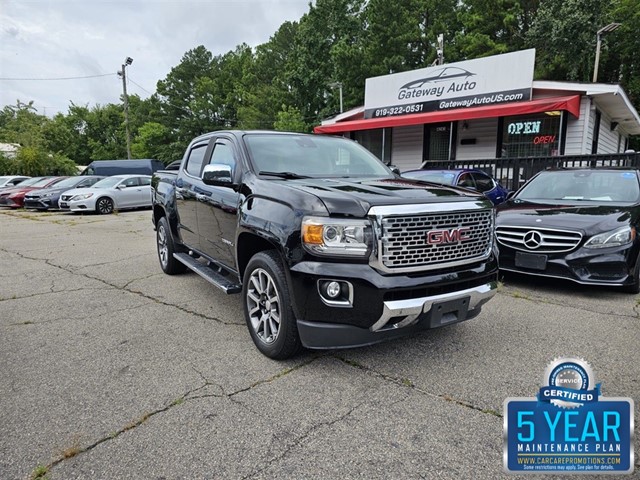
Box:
left=364, top=49, right=535, bottom=119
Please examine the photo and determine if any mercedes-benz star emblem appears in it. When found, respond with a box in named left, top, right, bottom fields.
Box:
left=523, top=230, right=543, bottom=249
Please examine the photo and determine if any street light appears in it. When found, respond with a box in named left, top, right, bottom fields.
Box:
left=593, top=23, right=620, bottom=83
left=329, top=81, right=343, bottom=113
left=118, top=56, right=134, bottom=159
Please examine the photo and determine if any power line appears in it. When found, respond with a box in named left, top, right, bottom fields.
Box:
left=0, top=73, right=116, bottom=81
left=127, top=76, right=155, bottom=96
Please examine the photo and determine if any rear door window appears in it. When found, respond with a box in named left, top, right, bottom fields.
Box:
left=185, top=144, right=208, bottom=178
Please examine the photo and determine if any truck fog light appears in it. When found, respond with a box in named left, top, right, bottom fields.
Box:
left=326, top=281, right=341, bottom=298
left=317, top=279, right=354, bottom=307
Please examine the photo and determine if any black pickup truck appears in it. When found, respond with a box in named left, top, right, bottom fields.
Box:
left=151, top=131, right=498, bottom=359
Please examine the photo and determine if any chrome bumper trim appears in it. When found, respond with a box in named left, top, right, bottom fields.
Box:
left=371, top=281, right=497, bottom=332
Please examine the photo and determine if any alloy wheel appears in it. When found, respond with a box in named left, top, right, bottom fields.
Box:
left=246, top=268, right=281, bottom=344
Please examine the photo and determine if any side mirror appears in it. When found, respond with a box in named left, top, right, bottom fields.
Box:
left=203, top=163, right=234, bottom=186
left=506, top=191, right=516, bottom=200
left=116, top=184, right=127, bottom=189
left=388, top=165, right=401, bottom=175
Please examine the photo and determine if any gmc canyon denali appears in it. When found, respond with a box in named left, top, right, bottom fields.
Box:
left=152, top=131, right=498, bottom=359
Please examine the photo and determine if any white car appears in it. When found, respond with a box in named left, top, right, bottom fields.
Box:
left=59, top=174, right=152, bottom=214
left=0, top=175, right=31, bottom=190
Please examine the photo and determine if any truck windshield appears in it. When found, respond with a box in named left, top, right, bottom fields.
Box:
left=244, top=134, right=392, bottom=178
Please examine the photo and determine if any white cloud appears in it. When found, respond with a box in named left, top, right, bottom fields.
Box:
left=0, top=0, right=311, bottom=115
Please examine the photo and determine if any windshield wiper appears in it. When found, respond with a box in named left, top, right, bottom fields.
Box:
left=258, top=171, right=310, bottom=179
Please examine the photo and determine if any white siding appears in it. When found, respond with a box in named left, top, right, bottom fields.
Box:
left=391, top=125, right=423, bottom=170
left=597, top=110, right=620, bottom=154
left=456, top=118, right=498, bottom=160
left=564, top=97, right=590, bottom=155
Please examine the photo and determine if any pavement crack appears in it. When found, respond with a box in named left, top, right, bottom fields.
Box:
left=0, top=248, right=239, bottom=326
left=37, top=382, right=207, bottom=477
left=228, top=354, right=325, bottom=398
left=334, top=355, right=503, bottom=418
left=497, top=290, right=639, bottom=320
left=241, top=401, right=365, bottom=480
left=0, top=286, right=109, bottom=303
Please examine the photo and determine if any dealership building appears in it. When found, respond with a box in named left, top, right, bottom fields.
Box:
left=315, top=49, right=640, bottom=171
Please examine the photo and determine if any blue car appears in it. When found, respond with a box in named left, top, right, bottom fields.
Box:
left=402, top=168, right=510, bottom=205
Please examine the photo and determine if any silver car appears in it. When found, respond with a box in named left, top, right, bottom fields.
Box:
left=59, top=175, right=152, bottom=214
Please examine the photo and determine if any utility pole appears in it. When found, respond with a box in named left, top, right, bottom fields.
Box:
left=432, top=34, right=444, bottom=66
left=593, top=23, right=620, bottom=82
left=118, top=57, right=133, bottom=159
left=329, top=82, right=343, bottom=113
left=437, top=33, right=444, bottom=65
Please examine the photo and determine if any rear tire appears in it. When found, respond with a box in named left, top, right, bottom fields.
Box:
left=156, top=216, right=187, bottom=275
left=243, top=251, right=302, bottom=359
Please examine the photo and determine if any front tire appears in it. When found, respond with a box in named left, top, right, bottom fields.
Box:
left=96, top=197, right=114, bottom=214
left=243, top=251, right=302, bottom=359
left=621, top=251, right=640, bottom=294
left=156, top=216, right=187, bottom=275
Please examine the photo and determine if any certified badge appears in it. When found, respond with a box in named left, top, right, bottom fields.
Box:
left=539, top=357, right=599, bottom=408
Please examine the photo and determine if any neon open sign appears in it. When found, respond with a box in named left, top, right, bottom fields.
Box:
left=507, top=121, right=541, bottom=135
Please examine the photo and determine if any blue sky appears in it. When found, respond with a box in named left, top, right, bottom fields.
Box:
left=0, top=0, right=311, bottom=116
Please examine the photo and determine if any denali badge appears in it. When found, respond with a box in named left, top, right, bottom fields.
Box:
left=426, top=227, right=472, bottom=245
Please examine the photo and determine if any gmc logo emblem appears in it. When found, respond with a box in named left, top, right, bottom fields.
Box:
left=426, top=227, right=472, bottom=244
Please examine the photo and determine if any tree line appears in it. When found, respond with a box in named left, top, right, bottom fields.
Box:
left=1, top=0, right=638, bottom=175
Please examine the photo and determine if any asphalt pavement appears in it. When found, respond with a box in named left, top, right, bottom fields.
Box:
left=0, top=209, right=638, bottom=479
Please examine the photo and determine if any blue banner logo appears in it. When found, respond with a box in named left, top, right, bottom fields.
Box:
left=504, top=357, right=634, bottom=474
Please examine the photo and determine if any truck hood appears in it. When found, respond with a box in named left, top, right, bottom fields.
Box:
left=277, top=176, right=486, bottom=216
left=496, top=200, right=636, bottom=236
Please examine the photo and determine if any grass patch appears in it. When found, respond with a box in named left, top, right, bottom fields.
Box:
left=31, top=465, right=49, bottom=479
left=400, top=377, right=414, bottom=388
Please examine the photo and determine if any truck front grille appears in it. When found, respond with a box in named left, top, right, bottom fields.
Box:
left=377, top=209, right=494, bottom=272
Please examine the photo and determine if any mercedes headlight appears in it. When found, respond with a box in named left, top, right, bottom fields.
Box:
left=71, top=193, right=94, bottom=201
left=302, top=216, right=372, bottom=257
left=584, top=226, right=635, bottom=249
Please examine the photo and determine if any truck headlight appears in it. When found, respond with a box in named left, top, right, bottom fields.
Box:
left=584, top=226, right=635, bottom=249
left=71, top=193, right=94, bottom=201
left=302, top=216, right=372, bottom=257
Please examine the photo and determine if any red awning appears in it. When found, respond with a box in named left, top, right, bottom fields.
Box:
left=314, top=95, right=581, bottom=134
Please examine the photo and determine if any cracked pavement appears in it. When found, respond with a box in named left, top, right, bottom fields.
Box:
left=0, top=209, right=638, bottom=479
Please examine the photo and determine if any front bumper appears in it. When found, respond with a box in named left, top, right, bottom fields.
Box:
left=498, top=242, right=639, bottom=287
left=289, top=255, right=498, bottom=349
left=24, top=197, right=54, bottom=210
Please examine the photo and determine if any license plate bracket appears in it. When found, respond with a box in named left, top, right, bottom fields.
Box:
left=515, top=251, right=547, bottom=270
left=427, top=296, right=470, bottom=328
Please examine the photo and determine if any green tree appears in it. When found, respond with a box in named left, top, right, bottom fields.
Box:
left=238, top=21, right=299, bottom=129
left=131, top=122, right=177, bottom=162
left=41, top=103, right=92, bottom=164
left=12, top=146, right=77, bottom=176
left=526, top=0, right=612, bottom=81
left=85, top=103, right=128, bottom=160
left=286, top=0, right=366, bottom=123
left=273, top=105, right=308, bottom=132
left=0, top=101, right=48, bottom=147
left=454, top=0, right=534, bottom=59
left=156, top=46, right=216, bottom=144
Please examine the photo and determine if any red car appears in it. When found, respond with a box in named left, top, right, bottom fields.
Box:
left=0, top=177, right=68, bottom=208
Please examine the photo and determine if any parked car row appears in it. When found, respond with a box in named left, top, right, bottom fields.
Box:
left=403, top=167, right=640, bottom=293
left=0, top=174, right=153, bottom=214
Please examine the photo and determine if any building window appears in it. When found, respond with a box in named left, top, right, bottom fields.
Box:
left=500, top=112, right=561, bottom=157
left=352, top=128, right=392, bottom=164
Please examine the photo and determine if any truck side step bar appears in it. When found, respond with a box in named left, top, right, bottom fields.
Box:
left=173, top=253, right=242, bottom=294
